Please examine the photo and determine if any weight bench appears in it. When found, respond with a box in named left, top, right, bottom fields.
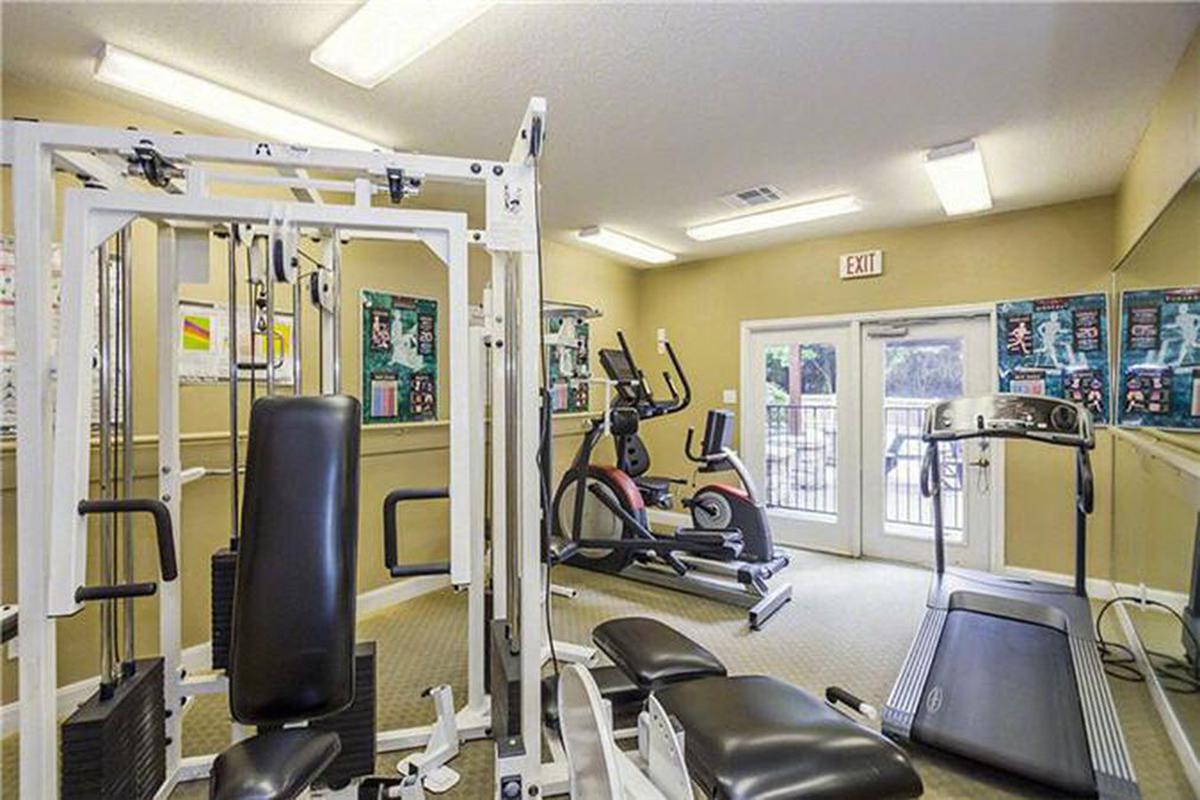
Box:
left=560, top=617, right=923, bottom=800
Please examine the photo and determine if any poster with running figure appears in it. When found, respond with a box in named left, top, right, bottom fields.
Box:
left=544, top=312, right=590, bottom=413
left=1118, top=286, right=1200, bottom=429
left=361, top=290, right=438, bottom=424
left=995, top=293, right=1111, bottom=423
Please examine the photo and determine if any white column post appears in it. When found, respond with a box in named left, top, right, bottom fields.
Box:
left=156, top=224, right=185, bottom=778
left=13, top=122, right=59, bottom=800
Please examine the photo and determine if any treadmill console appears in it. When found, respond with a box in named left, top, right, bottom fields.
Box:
left=924, top=394, right=1094, bottom=448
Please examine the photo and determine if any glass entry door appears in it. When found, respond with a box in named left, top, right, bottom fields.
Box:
left=860, top=318, right=993, bottom=568
left=743, top=325, right=857, bottom=553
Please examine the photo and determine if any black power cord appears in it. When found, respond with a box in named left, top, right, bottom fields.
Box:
left=1095, top=596, right=1199, bottom=694
left=527, top=123, right=561, bottom=679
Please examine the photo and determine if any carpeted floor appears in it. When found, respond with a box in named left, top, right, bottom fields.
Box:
left=4, top=549, right=1195, bottom=798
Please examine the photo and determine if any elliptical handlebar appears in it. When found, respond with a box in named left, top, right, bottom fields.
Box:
left=610, top=329, right=691, bottom=420
left=661, top=339, right=691, bottom=414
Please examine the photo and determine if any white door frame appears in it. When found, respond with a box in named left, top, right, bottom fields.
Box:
left=742, top=324, right=859, bottom=554
left=740, top=301, right=1007, bottom=571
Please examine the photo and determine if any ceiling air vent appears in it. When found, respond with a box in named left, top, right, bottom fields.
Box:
left=721, top=184, right=784, bottom=209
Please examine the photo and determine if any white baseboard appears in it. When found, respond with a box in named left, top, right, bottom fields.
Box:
left=0, top=574, right=449, bottom=738
left=1003, top=565, right=1190, bottom=611
left=1110, top=581, right=1189, bottom=613
left=1001, top=565, right=1116, bottom=599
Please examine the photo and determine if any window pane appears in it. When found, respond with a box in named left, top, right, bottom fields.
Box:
left=764, top=343, right=837, bottom=516
left=882, top=338, right=964, bottom=536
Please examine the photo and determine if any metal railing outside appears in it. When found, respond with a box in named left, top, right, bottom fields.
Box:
left=765, top=398, right=837, bottom=514
left=763, top=396, right=963, bottom=530
left=883, top=400, right=963, bottom=532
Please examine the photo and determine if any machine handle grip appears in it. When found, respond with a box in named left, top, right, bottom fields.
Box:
left=684, top=427, right=704, bottom=463
left=1076, top=450, right=1094, bottom=514
left=383, top=488, right=452, bottom=579
left=825, top=686, right=878, bottom=721
left=919, top=445, right=937, bottom=499
left=662, top=371, right=679, bottom=404
left=78, top=498, right=178, bottom=582
left=75, top=582, right=157, bottom=603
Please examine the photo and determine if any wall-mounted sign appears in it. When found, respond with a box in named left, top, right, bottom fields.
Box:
left=995, top=293, right=1111, bottom=423
left=839, top=249, right=883, bottom=280
left=544, top=312, right=591, bottom=413
left=1118, top=286, right=1200, bottom=429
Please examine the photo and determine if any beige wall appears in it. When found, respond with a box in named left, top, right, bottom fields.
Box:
left=633, top=198, right=1118, bottom=578
left=1114, top=28, right=1200, bottom=261
left=0, top=78, right=641, bottom=700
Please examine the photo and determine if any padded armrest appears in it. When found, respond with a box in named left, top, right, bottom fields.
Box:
left=592, top=617, right=726, bottom=692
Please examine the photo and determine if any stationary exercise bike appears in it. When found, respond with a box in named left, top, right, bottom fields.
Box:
left=552, top=331, right=791, bottom=629
left=680, top=409, right=776, bottom=562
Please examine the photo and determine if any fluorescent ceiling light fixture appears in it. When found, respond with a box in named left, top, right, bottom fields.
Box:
left=311, top=0, right=496, bottom=89
left=686, top=195, right=862, bottom=241
left=94, top=44, right=384, bottom=151
left=924, top=140, right=993, bottom=215
left=576, top=227, right=677, bottom=265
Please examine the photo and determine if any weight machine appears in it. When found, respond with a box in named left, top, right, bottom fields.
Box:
left=5, top=98, right=555, bottom=798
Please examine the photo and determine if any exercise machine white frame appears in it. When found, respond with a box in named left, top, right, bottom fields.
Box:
left=5, top=98, right=556, bottom=798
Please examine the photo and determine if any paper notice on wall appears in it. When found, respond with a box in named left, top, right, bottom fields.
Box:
left=1, top=238, right=86, bottom=435
left=177, top=299, right=294, bottom=385
left=178, top=300, right=228, bottom=382
left=485, top=172, right=538, bottom=252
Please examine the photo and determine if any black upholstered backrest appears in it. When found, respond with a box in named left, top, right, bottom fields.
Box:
left=229, top=395, right=361, bottom=725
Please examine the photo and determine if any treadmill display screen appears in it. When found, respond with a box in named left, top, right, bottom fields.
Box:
left=925, top=394, right=1093, bottom=447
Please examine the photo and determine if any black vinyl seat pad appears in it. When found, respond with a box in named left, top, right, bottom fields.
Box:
left=656, top=676, right=923, bottom=800
left=209, top=728, right=340, bottom=800
left=592, top=617, right=727, bottom=692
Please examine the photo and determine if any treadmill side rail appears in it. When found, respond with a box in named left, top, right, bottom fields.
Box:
left=882, top=608, right=947, bottom=739
left=1069, top=634, right=1140, bottom=799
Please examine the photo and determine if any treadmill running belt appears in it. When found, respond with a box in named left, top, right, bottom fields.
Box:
left=912, top=609, right=1096, bottom=796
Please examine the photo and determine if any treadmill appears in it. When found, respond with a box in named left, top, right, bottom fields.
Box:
left=882, top=394, right=1140, bottom=800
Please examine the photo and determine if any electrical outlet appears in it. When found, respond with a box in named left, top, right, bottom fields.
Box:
left=723, top=389, right=737, bottom=404
left=657, top=328, right=667, bottom=354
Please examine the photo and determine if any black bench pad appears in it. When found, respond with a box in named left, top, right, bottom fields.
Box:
left=592, top=617, right=726, bottom=692
left=656, top=676, right=923, bottom=800
left=209, top=728, right=340, bottom=800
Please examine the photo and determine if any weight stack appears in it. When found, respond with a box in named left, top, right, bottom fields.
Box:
left=61, top=657, right=166, bottom=800
left=313, top=642, right=377, bottom=789
left=211, top=547, right=238, bottom=671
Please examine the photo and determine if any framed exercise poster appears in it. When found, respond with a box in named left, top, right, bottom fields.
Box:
left=995, top=293, right=1111, bottom=423
left=545, top=311, right=591, bottom=413
left=1118, top=286, right=1200, bottom=429
left=361, top=289, right=437, bottom=424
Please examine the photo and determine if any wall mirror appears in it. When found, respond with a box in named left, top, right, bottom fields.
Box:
left=1110, top=168, right=1200, bottom=782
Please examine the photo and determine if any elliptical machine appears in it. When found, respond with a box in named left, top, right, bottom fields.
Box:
left=552, top=331, right=792, bottom=629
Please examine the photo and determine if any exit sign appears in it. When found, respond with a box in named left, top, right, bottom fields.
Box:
left=839, top=249, right=883, bottom=279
